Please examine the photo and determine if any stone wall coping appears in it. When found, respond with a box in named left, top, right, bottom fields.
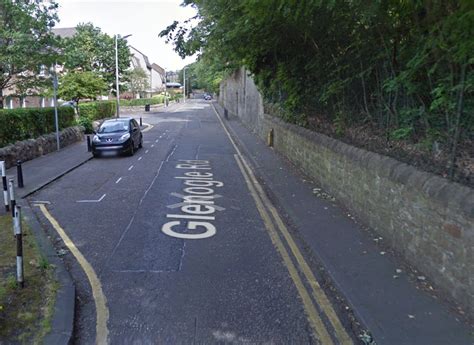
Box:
left=264, top=114, right=473, bottom=218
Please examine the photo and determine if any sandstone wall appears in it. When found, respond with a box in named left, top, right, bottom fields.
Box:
left=0, top=126, right=84, bottom=168
left=220, top=68, right=474, bottom=316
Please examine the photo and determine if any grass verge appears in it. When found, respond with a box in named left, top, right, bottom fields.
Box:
left=0, top=213, right=58, bottom=344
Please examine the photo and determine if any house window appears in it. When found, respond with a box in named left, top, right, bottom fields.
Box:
left=6, top=96, right=13, bottom=109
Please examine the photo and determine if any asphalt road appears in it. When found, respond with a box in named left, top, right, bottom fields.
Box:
left=28, top=101, right=349, bottom=344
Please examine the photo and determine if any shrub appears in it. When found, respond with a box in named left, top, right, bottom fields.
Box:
left=119, top=97, right=164, bottom=107
left=78, top=101, right=116, bottom=121
left=0, top=107, right=75, bottom=147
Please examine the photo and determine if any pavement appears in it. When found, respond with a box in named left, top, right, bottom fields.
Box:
left=0, top=102, right=471, bottom=344
left=213, top=102, right=474, bottom=344
left=0, top=139, right=91, bottom=345
left=0, top=121, right=150, bottom=345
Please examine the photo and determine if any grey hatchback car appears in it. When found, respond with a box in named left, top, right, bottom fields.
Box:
left=92, top=117, right=143, bottom=157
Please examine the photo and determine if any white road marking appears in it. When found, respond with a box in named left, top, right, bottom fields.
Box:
left=115, top=177, right=122, bottom=184
left=30, top=200, right=51, bottom=205
left=155, top=139, right=159, bottom=143
left=128, top=165, right=134, bottom=171
left=141, top=123, right=153, bottom=132
left=138, top=156, right=142, bottom=161
left=145, top=150, right=149, bottom=154
left=151, top=144, right=155, bottom=148
left=77, top=194, right=106, bottom=203
left=165, top=144, right=178, bottom=161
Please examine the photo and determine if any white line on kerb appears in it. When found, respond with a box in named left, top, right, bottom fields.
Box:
left=115, top=177, right=122, bottom=184
left=77, top=194, right=106, bottom=203
left=128, top=165, right=134, bottom=171
left=138, top=157, right=142, bottom=161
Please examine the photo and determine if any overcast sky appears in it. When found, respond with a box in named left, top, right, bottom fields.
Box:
left=56, top=0, right=198, bottom=71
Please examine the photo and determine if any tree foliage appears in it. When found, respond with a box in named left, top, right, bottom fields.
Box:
left=0, top=0, right=60, bottom=108
left=185, top=54, right=227, bottom=94
left=57, top=71, right=108, bottom=106
left=62, top=23, right=131, bottom=93
left=127, top=67, right=150, bottom=96
left=161, top=0, right=473, bottom=180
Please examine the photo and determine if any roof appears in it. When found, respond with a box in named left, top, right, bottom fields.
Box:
left=52, top=27, right=77, bottom=38
left=130, top=46, right=152, bottom=69
left=151, top=63, right=165, bottom=75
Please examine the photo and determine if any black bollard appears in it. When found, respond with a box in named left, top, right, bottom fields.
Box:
left=87, top=135, right=92, bottom=152
left=140, top=117, right=143, bottom=127
left=224, top=108, right=229, bottom=120
left=16, top=160, right=24, bottom=188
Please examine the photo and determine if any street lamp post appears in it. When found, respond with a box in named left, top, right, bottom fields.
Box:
left=51, top=63, right=60, bottom=151
left=115, top=34, right=132, bottom=118
left=183, top=66, right=188, bottom=103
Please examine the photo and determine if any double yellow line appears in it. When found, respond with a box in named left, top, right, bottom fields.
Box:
left=212, top=105, right=353, bottom=345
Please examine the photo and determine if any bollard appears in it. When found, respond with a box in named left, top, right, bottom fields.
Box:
left=224, top=108, right=229, bottom=120
left=267, top=128, right=274, bottom=147
left=1, top=161, right=9, bottom=212
left=87, top=135, right=92, bottom=152
left=14, top=205, right=24, bottom=288
left=16, top=160, right=24, bottom=188
left=8, top=179, right=15, bottom=218
left=140, top=117, right=143, bottom=127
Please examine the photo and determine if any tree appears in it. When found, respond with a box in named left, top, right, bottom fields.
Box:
left=127, top=67, right=150, bottom=98
left=161, top=0, right=474, bottom=181
left=62, top=23, right=131, bottom=94
left=0, top=0, right=60, bottom=108
left=57, top=71, right=108, bottom=108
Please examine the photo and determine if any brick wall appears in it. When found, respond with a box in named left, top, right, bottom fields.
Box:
left=220, top=68, right=474, bottom=316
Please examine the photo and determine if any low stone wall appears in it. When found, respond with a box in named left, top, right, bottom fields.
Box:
left=220, top=68, right=474, bottom=316
left=0, top=126, right=84, bottom=168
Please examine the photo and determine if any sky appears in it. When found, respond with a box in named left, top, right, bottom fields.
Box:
left=55, top=0, right=198, bottom=71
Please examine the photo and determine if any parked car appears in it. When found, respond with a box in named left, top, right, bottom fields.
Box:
left=204, top=93, right=212, bottom=100
left=92, top=117, right=143, bottom=157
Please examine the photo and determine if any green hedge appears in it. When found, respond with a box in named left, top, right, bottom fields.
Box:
left=119, top=97, right=164, bottom=107
left=77, top=101, right=116, bottom=134
left=78, top=101, right=116, bottom=121
left=0, top=107, right=75, bottom=147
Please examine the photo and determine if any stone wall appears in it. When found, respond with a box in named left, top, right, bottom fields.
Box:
left=220, top=68, right=474, bottom=316
left=0, top=126, right=84, bottom=168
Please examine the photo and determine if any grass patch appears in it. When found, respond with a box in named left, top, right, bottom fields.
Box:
left=0, top=214, right=58, bottom=344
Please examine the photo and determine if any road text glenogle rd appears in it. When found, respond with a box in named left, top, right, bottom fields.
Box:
left=162, top=160, right=225, bottom=239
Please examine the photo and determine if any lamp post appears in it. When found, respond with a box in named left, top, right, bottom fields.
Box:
left=164, top=68, right=168, bottom=107
left=115, top=34, right=132, bottom=118
left=183, top=66, right=189, bottom=103
left=51, top=63, right=60, bottom=151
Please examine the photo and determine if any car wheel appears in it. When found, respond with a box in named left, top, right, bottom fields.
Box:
left=129, top=141, right=135, bottom=156
left=138, top=136, right=143, bottom=149
left=93, top=152, right=99, bottom=158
